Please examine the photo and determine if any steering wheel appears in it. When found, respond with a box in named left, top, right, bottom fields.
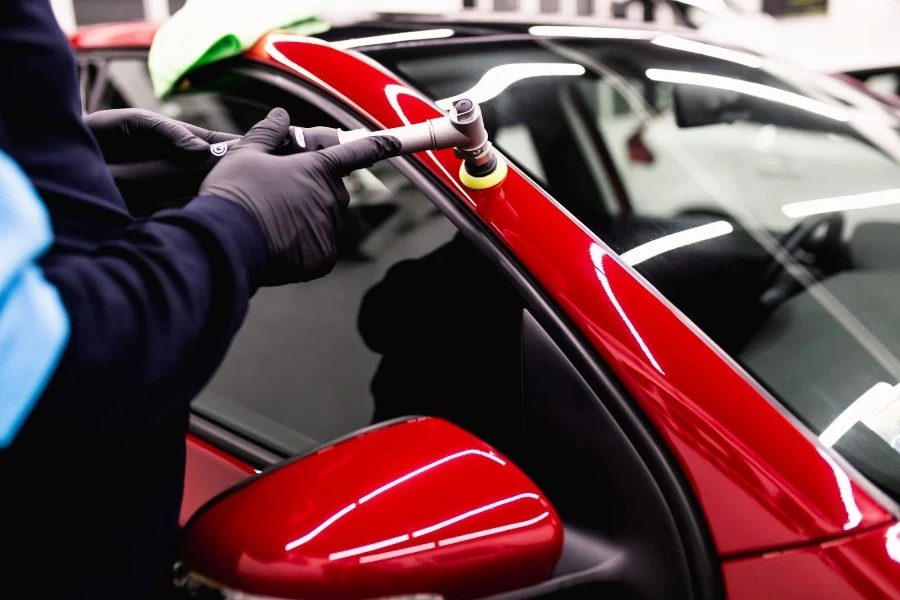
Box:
left=758, top=212, right=846, bottom=304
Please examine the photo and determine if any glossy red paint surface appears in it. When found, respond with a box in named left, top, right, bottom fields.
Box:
left=724, top=521, right=900, bottom=599
left=181, top=435, right=256, bottom=527
left=68, top=21, right=160, bottom=50
left=252, top=35, right=895, bottom=557
left=182, top=417, right=563, bottom=600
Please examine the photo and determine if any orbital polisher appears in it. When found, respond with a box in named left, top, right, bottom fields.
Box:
left=109, top=98, right=506, bottom=214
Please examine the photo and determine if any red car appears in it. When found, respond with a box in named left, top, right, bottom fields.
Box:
left=72, top=16, right=900, bottom=600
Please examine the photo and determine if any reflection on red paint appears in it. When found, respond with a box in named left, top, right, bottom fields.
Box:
left=360, top=542, right=436, bottom=564
left=328, top=492, right=545, bottom=562
left=284, top=448, right=506, bottom=552
left=590, top=243, right=663, bottom=374
left=437, top=512, right=551, bottom=547
left=359, top=449, right=505, bottom=504
left=330, top=534, right=411, bottom=561
left=887, top=522, right=900, bottom=563
left=724, top=521, right=900, bottom=599
left=181, top=417, right=563, bottom=599
left=816, top=449, right=863, bottom=531
left=284, top=503, right=356, bottom=551
left=413, top=493, right=539, bottom=537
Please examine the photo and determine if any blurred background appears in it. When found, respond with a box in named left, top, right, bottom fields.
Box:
left=54, top=0, right=900, bottom=78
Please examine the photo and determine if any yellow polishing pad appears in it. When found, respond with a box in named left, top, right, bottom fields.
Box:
left=459, top=155, right=508, bottom=190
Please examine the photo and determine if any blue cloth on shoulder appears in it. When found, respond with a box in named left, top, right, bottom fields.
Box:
left=0, top=149, right=69, bottom=448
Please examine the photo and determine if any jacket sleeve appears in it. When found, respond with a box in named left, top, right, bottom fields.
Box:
left=0, top=1, right=270, bottom=449
left=0, top=0, right=265, bottom=450
left=21, top=196, right=267, bottom=447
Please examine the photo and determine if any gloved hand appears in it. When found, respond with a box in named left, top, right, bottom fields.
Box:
left=85, top=108, right=239, bottom=216
left=200, top=108, right=401, bottom=286
left=85, top=108, right=238, bottom=163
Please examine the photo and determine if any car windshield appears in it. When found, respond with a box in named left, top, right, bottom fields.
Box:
left=379, top=31, right=900, bottom=502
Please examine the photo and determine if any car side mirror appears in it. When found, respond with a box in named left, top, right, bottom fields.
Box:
left=177, top=417, right=563, bottom=599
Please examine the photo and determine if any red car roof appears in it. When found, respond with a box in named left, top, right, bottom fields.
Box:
left=69, top=21, right=160, bottom=50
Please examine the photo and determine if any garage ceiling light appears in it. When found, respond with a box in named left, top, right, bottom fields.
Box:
left=816, top=448, right=863, bottom=530
left=646, top=68, right=850, bottom=122
left=782, top=188, right=900, bottom=218
left=436, top=63, right=585, bottom=109
left=333, top=28, right=454, bottom=50
left=590, top=244, right=664, bottom=375
left=819, top=381, right=900, bottom=448
left=528, top=25, right=660, bottom=40
left=652, top=34, right=762, bottom=68
left=619, top=221, right=734, bottom=266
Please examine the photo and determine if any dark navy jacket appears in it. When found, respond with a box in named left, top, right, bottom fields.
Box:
left=0, top=2, right=267, bottom=597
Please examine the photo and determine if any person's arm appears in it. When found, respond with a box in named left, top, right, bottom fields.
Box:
left=84, top=109, right=241, bottom=217
left=0, top=0, right=268, bottom=448
left=16, top=110, right=399, bottom=449
left=23, top=196, right=266, bottom=447
left=0, top=0, right=134, bottom=255
left=1, top=1, right=399, bottom=450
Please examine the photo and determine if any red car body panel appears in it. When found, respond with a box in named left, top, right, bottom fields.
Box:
left=723, top=522, right=900, bottom=599
left=182, top=417, right=563, bottom=600
left=252, top=35, right=894, bottom=556
left=181, top=434, right=255, bottom=527
left=71, top=23, right=900, bottom=597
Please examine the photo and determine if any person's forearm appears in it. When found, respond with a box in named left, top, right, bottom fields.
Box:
left=21, top=196, right=266, bottom=447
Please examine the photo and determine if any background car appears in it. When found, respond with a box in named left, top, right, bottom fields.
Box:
left=844, top=64, right=900, bottom=102
left=72, top=15, right=900, bottom=599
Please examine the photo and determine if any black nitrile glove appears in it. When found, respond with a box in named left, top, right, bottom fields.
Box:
left=85, top=108, right=239, bottom=216
left=85, top=108, right=238, bottom=162
left=199, top=108, right=401, bottom=286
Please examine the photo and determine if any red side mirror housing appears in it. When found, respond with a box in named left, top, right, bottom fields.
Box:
left=179, top=417, right=563, bottom=599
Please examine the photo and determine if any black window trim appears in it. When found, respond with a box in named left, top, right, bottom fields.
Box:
left=85, top=59, right=110, bottom=114
left=188, top=413, right=280, bottom=470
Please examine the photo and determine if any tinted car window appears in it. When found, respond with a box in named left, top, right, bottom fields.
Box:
left=83, top=59, right=526, bottom=458
left=382, top=35, right=900, bottom=501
